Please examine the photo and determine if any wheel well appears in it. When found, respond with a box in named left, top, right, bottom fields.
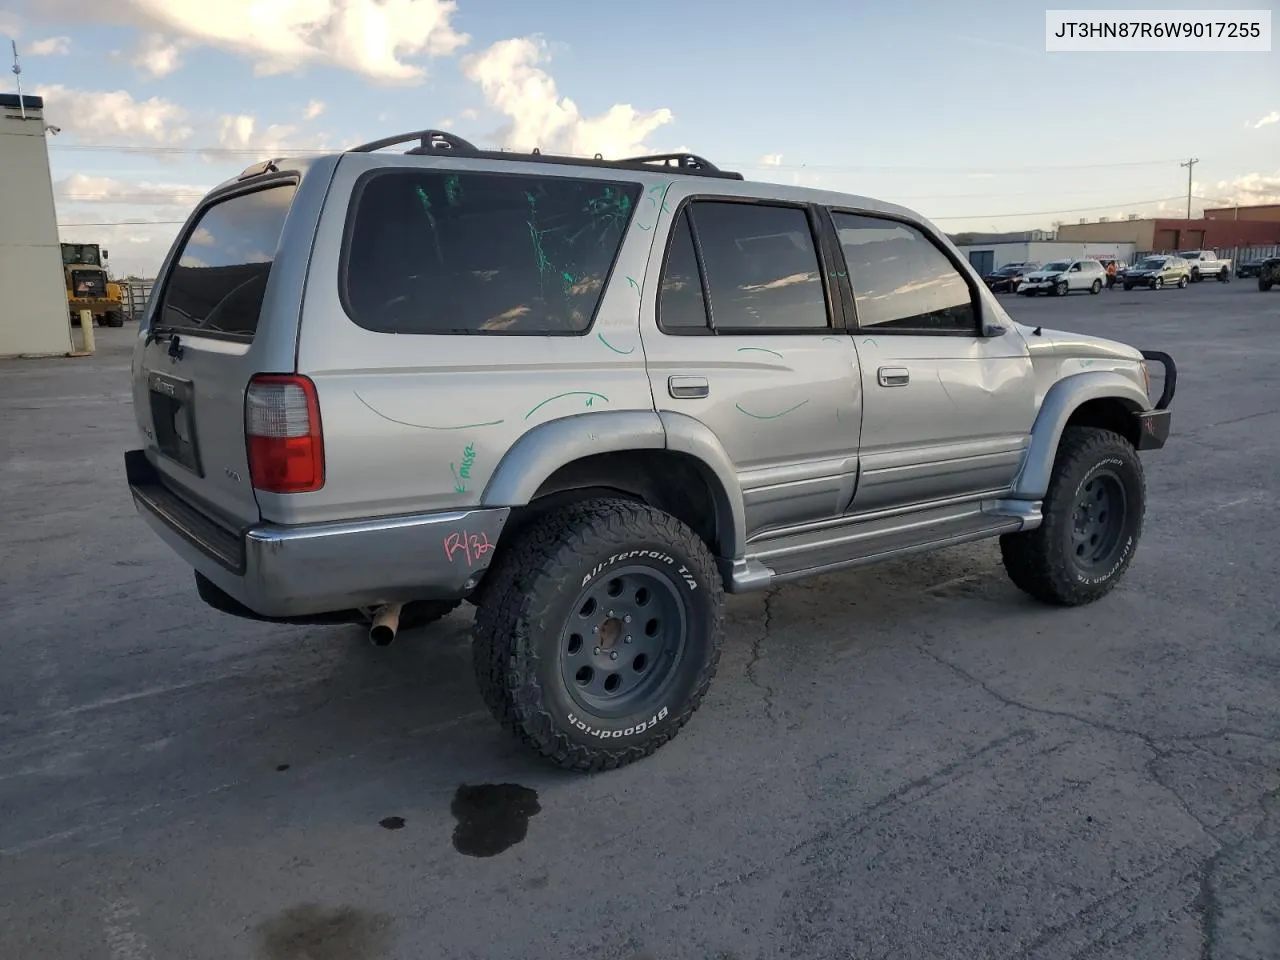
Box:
left=1064, top=398, right=1140, bottom=448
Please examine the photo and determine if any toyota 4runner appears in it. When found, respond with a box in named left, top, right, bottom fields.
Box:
left=125, top=131, right=1177, bottom=772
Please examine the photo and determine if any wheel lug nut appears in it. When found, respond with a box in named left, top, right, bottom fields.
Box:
left=624, top=614, right=632, bottom=623
left=610, top=651, right=618, bottom=660
left=594, top=646, right=601, bottom=655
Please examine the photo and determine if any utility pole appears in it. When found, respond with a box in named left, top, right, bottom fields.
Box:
left=10, top=41, right=24, bottom=120
left=1180, top=157, right=1199, bottom=219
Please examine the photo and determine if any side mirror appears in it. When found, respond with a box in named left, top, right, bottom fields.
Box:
left=981, top=322, right=1007, bottom=338
left=102, top=249, right=109, bottom=261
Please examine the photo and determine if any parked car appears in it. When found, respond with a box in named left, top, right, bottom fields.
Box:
left=983, top=262, right=1039, bottom=293
left=1258, top=257, right=1280, bottom=291
left=1177, top=249, right=1232, bottom=282
left=1018, top=259, right=1107, bottom=296
left=123, top=130, right=1178, bottom=772
left=1236, top=257, right=1268, bottom=279
left=1122, top=256, right=1191, bottom=291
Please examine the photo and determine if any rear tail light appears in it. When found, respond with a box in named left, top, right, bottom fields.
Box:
left=245, top=374, right=324, bottom=493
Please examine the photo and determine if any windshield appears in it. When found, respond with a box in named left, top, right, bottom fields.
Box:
left=1136, top=258, right=1167, bottom=270
left=1042, top=261, right=1071, bottom=272
left=61, top=244, right=101, bottom=267
left=1177, top=251, right=1201, bottom=258
left=995, top=266, right=1022, bottom=275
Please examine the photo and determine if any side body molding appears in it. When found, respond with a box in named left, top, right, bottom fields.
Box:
left=1011, top=371, right=1150, bottom=500
left=480, top=409, right=748, bottom=565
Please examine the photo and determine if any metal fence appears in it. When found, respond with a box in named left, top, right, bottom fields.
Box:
left=1132, top=244, right=1280, bottom=272
left=118, top=279, right=155, bottom=321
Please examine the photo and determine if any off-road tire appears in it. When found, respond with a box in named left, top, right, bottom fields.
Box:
left=472, top=498, right=724, bottom=772
left=103, top=312, right=125, bottom=328
left=1000, top=427, right=1145, bottom=606
left=399, top=599, right=463, bottom=630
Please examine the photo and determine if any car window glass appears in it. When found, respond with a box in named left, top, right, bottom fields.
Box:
left=658, top=209, right=710, bottom=330
left=688, top=201, right=829, bottom=331
left=830, top=212, right=976, bottom=334
left=343, top=170, right=640, bottom=335
left=157, top=183, right=297, bottom=339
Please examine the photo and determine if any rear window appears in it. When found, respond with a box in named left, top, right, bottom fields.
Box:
left=341, top=169, right=641, bottom=335
left=156, top=183, right=296, bottom=338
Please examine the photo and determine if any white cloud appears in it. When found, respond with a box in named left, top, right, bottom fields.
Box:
left=35, top=84, right=193, bottom=145
left=460, top=37, right=673, bottom=158
left=1211, top=171, right=1280, bottom=207
left=759, top=153, right=783, bottom=166
left=215, top=113, right=328, bottom=157
left=131, top=33, right=184, bottom=77
left=28, top=36, right=71, bottom=55
left=0, top=13, right=21, bottom=38
left=1251, top=110, right=1279, bottom=129
left=304, top=98, right=326, bottom=120
left=459, top=107, right=478, bottom=121
left=438, top=118, right=455, bottom=129
left=27, top=0, right=468, bottom=83
left=54, top=173, right=207, bottom=205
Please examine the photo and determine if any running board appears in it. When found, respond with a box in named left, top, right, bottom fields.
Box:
left=723, top=497, right=1042, bottom=593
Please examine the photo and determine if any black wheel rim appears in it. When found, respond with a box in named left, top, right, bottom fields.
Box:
left=559, top=565, right=688, bottom=719
left=1068, top=470, right=1127, bottom=573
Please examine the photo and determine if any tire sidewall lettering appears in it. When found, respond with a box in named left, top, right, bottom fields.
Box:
left=1069, top=453, right=1142, bottom=586
left=566, top=707, right=669, bottom=741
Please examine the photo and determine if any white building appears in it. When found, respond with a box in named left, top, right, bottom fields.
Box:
left=0, top=93, right=73, bottom=357
left=955, top=240, right=1137, bottom=276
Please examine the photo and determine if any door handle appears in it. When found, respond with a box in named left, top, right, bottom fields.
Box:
left=877, top=366, right=910, bottom=387
left=668, top=376, right=709, bottom=399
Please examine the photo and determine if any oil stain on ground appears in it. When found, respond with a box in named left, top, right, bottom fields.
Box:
left=254, top=904, right=392, bottom=960
left=451, top=783, right=541, bottom=857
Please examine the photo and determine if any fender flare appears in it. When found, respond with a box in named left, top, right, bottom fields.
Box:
left=1011, top=371, right=1150, bottom=500
left=479, top=409, right=747, bottom=562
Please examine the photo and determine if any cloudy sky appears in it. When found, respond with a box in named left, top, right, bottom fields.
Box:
left=1, top=0, right=1277, bottom=278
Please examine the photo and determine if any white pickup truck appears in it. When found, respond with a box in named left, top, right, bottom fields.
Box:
left=1177, top=249, right=1232, bottom=282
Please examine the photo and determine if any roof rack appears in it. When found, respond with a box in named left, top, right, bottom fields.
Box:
left=343, top=130, right=743, bottom=180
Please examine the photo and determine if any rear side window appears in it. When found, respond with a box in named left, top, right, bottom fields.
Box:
left=831, top=212, right=976, bottom=335
left=342, top=170, right=641, bottom=335
left=156, top=183, right=296, bottom=339
left=658, top=209, right=710, bottom=330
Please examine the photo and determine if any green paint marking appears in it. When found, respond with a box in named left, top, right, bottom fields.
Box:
left=444, top=175, right=462, bottom=206
left=822, top=336, right=844, bottom=344
left=524, top=391, right=611, bottom=420
left=737, top=346, right=785, bottom=360
left=353, top=392, right=504, bottom=431
left=625, top=276, right=639, bottom=292
left=735, top=399, right=810, bottom=421
left=597, top=332, right=636, bottom=355
left=636, top=222, right=652, bottom=231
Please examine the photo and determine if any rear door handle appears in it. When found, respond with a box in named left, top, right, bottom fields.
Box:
left=877, top=366, right=910, bottom=387
left=668, top=376, right=709, bottom=399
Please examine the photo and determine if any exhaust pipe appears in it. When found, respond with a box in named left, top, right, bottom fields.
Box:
left=369, top=602, right=404, bottom=647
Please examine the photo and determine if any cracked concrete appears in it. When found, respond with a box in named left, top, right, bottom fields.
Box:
left=2, top=284, right=1279, bottom=959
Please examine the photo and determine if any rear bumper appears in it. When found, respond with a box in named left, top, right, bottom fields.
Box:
left=125, top=449, right=509, bottom=619
left=69, top=298, right=120, bottom=314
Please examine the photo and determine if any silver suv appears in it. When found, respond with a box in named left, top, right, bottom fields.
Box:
left=125, top=131, right=1178, bottom=772
left=1018, top=258, right=1107, bottom=297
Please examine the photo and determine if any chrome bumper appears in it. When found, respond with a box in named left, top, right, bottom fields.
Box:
left=125, top=449, right=509, bottom=618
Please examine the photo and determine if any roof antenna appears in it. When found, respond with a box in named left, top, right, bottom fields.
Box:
left=11, top=41, right=25, bottom=120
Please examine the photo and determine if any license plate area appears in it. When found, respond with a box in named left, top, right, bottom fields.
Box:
left=148, top=371, right=203, bottom=476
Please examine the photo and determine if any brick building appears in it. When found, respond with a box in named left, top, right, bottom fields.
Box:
left=1204, top=203, right=1280, bottom=223
left=1056, top=215, right=1280, bottom=251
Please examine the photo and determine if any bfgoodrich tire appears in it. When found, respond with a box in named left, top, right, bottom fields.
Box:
left=472, top=498, right=724, bottom=772
left=999, top=427, right=1146, bottom=606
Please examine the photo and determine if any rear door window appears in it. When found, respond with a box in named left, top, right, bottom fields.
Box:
left=156, top=183, right=297, bottom=339
left=341, top=170, right=642, bottom=335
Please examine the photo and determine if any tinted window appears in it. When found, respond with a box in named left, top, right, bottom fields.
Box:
left=831, top=212, right=976, bottom=334
left=343, top=170, right=640, bottom=335
left=689, top=201, right=829, bottom=331
left=658, top=209, right=710, bottom=330
left=157, top=183, right=296, bottom=338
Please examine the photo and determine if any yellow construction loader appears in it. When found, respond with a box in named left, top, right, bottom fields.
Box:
left=62, top=242, right=125, bottom=327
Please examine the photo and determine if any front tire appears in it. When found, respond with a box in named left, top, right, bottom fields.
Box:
left=1218, top=269, right=1229, bottom=283
left=1000, top=427, right=1145, bottom=606
left=1153, top=277, right=1164, bottom=290
left=1123, top=283, right=1133, bottom=291
left=1191, top=268, right=1201, bottom=283
left=472, top=498, right=724, bottom=772
left=1055, top=280, right=1069, bottom=297
left=1178, top=276, right=1189, bottom=289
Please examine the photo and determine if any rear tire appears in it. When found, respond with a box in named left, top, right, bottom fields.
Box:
left=1000, top=427, right=1145, bottom=606
left=1090, top=279, right=1102, bottom=294
left=472, top=498, right=723, bottom=772
left=103, top=311, right=125, bottom=328
left=1261, top=280, right=1273, bottom=292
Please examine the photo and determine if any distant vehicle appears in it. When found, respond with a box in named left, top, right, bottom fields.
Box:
left=1122, top=256, right=1191, bottom=291
left=1018, top=259, right=1106, bottom=297
left=62, top=243, right=126, bottom=328
left=1176, top=249, right=1231, bottom=283
left=982, top=262, right=1039, bottom=293
left=1258, top=257, right=1280, bottom=291
left=1236, top=256, right=1268, bottom=279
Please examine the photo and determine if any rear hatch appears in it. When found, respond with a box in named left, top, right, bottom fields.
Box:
left=132, top=179, right=300, bottom=530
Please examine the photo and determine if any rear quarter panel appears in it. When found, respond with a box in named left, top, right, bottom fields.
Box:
left=284, top=154, right=670, bottom=526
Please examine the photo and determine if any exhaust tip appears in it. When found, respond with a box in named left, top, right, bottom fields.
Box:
left=369, top=602, right=403, bottom=647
